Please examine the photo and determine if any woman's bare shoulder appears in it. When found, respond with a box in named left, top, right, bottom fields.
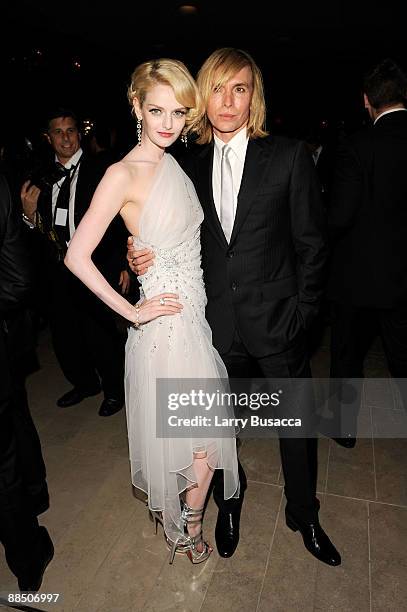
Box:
left=111, top=157, right=158, bottom=181
left=103, top=160, right=134, bottom=181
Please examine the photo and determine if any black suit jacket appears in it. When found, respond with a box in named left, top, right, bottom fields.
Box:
left=315, top=143, right=336, bottom=207
left=0, top=173, right=34, bottom=365
left=327, top=110, right=407, bottom=308
left=0, top=175, right=32, bottom=317
left=0, top=174, right=49, bottom=519
left=37, top=154, right=128, bottom=287
left=182, top=135, right=327, bottom=357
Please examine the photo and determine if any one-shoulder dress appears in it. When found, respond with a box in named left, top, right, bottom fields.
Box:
left=125, top=153, right=239, bottom=541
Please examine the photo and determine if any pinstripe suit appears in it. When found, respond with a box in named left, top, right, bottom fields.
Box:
left=182, top=134, right=328, bottom=520
left=185, top=135, right=327, bottom=356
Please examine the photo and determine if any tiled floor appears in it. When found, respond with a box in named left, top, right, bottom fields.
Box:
left=1, top=328, right=407, bottom=611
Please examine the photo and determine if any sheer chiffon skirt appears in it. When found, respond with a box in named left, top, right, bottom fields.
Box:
left=125, top=310, right=240, bottom=543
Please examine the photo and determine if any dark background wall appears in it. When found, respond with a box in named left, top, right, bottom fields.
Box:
left=2, top=1, right=406, bottom=146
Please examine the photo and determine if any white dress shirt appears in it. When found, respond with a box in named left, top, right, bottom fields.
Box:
left=212, top=129, right=249, bottom=227
left=373, top=107, right=407, bottom=125
left=22, top=147, right=83, bottom=242
left=312, top=144, right=323, bottom=165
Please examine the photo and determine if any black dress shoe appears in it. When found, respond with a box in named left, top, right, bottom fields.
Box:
left=57, top=386, right=101, bottom=407
left=316, top=416, right=357, bottom=449
left=98, top=397, right=124, bottom=417
left=215, top=504, right=242, bottom=558
left=285, top=511, right=341, bottom=566
left=333, top=435, right=356, bottom=448
left=18, top=527, right=54, bottom=592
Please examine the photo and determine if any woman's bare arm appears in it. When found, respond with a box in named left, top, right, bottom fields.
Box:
left=65, top=164, right=182, bottom=325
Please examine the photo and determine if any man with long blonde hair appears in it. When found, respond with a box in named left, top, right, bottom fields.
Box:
left=129, top=48, right=341, bottom=566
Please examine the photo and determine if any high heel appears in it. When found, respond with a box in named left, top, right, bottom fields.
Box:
left=149, top=507, right=188, bottom=556
left=149, top=509, right=163, bottom=534
left=169, top=502, right=212, bottom=565
left=183, top=503, right=212, bottom=565
left=168, top=535, right=183, bottom=565
left=148, top=502, right=212, bottom=565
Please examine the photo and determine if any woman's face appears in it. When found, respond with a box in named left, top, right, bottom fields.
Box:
left=134, top=83, right=187, bottom=149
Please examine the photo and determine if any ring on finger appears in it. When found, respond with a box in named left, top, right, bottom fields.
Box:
left=159, top=297, right=166, bottom=306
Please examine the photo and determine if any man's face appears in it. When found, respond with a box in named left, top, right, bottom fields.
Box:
left=47, top=116, right=81, bottom=163
left=206, top=65, right=253, bottom=143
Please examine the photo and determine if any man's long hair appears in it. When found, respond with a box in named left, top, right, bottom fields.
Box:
left=195, top=48, right=268, bottom=144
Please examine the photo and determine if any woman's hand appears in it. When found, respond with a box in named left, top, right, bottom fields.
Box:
left=131, top=293, right=183, bottom=326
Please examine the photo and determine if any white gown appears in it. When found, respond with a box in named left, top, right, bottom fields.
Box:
left=125, top=153, right=239, bottom=542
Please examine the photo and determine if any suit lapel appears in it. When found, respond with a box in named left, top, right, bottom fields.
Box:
left=38, top=189, right=53, bottom=231
left=229, top=137, right=276, bottom=245
left=74, top=163, right=88, bottom=225
left=196, top=144, right=228, bottom=249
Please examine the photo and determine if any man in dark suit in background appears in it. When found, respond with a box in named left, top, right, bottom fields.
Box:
left=302, top=123, right=336, bottom=209
left=299, top=121, right=337, bottom=356
left=129, top=48, right=341, bottom=566
left=0, top=174, right=53, bottom=592
left=20, top=109, right=127, bottom=416
left=327, top=58, right=407, bottom=445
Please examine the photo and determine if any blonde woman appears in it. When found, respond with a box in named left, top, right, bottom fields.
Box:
left=65, top=58, right=239, bottom=564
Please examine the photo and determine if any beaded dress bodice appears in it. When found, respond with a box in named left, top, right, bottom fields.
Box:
left=133, top=153, right=207, bottom=340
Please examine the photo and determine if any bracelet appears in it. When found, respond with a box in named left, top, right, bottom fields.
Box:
left=132, top=303, right=140, bottom=328
left=22, top=211, right=36, bottom=226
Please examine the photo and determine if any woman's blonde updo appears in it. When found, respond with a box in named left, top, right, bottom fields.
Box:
left=127, top=58, right=204, bottom=135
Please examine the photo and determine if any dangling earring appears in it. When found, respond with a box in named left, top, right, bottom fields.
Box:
left=181, top=132, right=188, bottom=147
left=137, top=117, right=142, bottom=146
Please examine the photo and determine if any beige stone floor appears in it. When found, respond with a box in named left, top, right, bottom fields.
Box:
left=1, top=328, right=407, bottom=611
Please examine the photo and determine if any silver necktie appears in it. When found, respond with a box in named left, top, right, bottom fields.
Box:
left=220, top=144, right=234, bottom=243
